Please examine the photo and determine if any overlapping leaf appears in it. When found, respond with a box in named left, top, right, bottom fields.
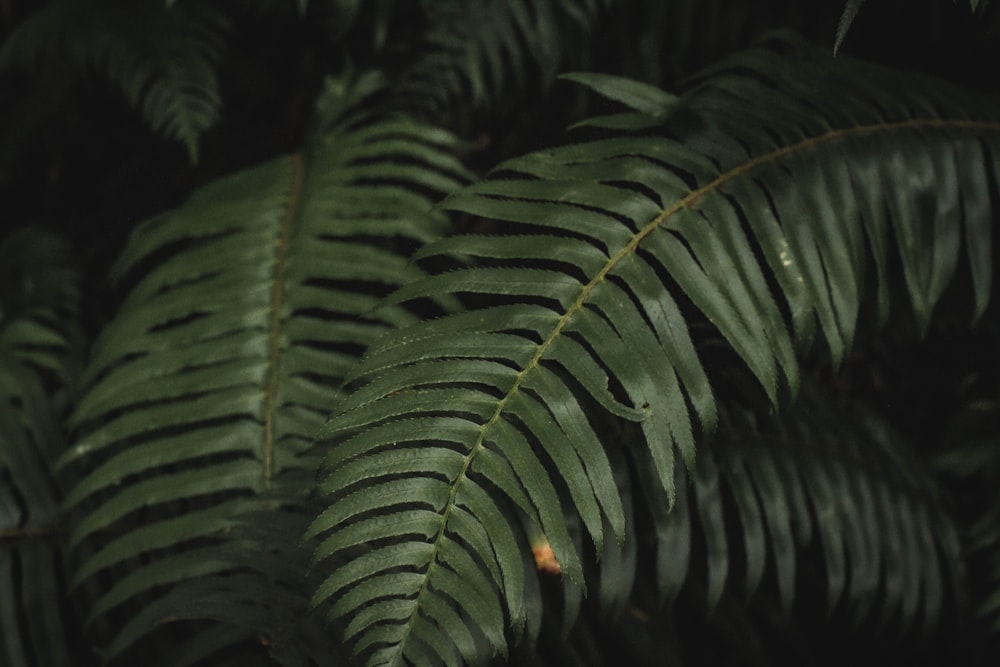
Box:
left=0, top=229, right=81, bottom=667
left=934, top=392, right=1000, bottom=638
left=630, top=394, right=961, bottom=629
left=397, top=0, right=608, bottom=123
left=59, top=72, right=468, bottom=663
left=0, top=353, right=74, bottom=667
left=560, top=392, right=962, bottom=663
left=0, top=0, right=229, bottom=162
left=311, top=36, right=999, bottom=665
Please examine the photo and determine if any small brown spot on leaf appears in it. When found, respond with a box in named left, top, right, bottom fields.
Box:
left=532, top=543, right=561, bottom=575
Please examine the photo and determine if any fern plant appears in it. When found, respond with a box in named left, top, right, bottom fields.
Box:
left=58, top=70, right=468, bottom=665
left=308, top=32, right=1000, bottom=664
left=2, top=1, right=1000, bottom=666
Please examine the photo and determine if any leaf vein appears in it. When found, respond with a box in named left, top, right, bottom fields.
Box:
left=262, top=153, right=305, bottom=485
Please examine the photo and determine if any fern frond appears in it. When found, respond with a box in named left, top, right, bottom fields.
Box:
left=559, top=393, right=960, bottom=662
left=311, top=35, right=999, bottom=664
left=0, top=229, right=81, bottom=667
left=0, top=0, right=229, bottom=163
left=59, top=71, right=468, bottom=662
left=396, top=0, right=608, bottom=124
left=108, top=500, right=350, bottom=667
left=0, top=357, right=71, bottom=667
left=629, top=393, right=961, bottom=628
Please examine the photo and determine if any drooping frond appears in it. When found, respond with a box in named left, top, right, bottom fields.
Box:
left=544, top=391, right=962, bottom=663
left=934, top=392, right=1000, bottom=640
left=594, top=0, right=813, bottom=89
left=835, top=0, right=992, bottom=53
left=0, top=0, right=229, bottom=163
left=310, top=35, right=999, bottom=665
left=59, top=71, right=469, bottom=663
left=628, top=393, right=961, bottom=628
left=398, top=0, right=822, bottom=133
left=116, top=500, right=350, bottom=667
left=396, top=0, right=609, bottom=123
left=0, top=229, right=81, bottom=667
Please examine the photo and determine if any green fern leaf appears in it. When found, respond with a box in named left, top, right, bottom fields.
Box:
left=398, top=0, right=609, bottom=123
left=0, top=230, right=80, bottom=667
left=633, top=394, right=961, bottom=626
left=0, top=355, right=71, bottom=667
left=0, top=0, right=229, bottom=163
left=559, top=72, right=680, bottom=117
left=59, top=71, right=468, bottom=662
left=835, top=0, right=867, bottom=53
left=312, top=35, right=999, bottom=664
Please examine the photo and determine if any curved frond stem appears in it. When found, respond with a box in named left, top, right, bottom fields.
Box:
left=473, top=115, right=1000, bottom=499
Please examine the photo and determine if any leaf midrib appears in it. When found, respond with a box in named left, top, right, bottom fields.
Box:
left=507, top=118, right=1000, bottom=422
left=387, top=117, right=1000, bottom=663
left=262, top=153, right=305, bottom=487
